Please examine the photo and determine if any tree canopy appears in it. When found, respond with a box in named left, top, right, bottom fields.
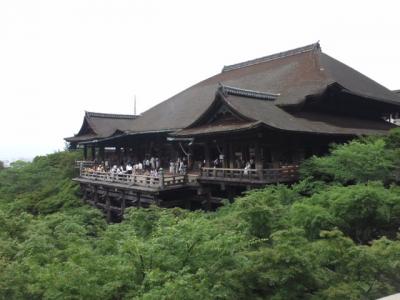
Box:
left=1, top=131, right=400, bottom=299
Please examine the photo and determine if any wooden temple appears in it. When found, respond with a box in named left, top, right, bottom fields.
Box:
left=65, top=43, right=400, bottom=220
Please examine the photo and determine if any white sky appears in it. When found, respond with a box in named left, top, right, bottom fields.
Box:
left=1, top=0, right=400, bottom=162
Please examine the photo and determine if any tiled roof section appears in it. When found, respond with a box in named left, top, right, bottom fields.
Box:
left=173, top=121, right=261, bottom=137
left=222, top=42, right=320, bottom=72
left=393, top=90, right=400, bottom=94
left=220, top=84, right=279, bottom=101
left=223, top=94, right=397, bottom=136
left=86, top=111, right=138, bottom=119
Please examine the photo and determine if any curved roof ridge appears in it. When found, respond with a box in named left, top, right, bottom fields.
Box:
left=317, top=52, right=400, bottom=105
left=220, top=84, right=280, bottom=100
left=85, top=111, right=138, bottom=119
left=222, top=42, right=320, bottom=73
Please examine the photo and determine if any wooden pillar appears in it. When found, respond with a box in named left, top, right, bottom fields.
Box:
left=159, top=168, right=165, bottom=189
left=116, top=147, right=121, bottom=164
left=82, top=186, right=88, bottom=203
left=153, top=195, right=160, bottom=206
left=121, top=191, right=126, bottom=216
left=206, top=191, right=212, bottom=211
left=204, top=143, right=210, bottom=167
left=99, top=146, right=105, bottom=162
left=185, top=199, right=192, bottom=210
left=254, top=141, right=263, bottom=169
left=83, top=145, right=88, bottom=160
left=222, top=142, right=228, bottom=168
left=137, top=192, right=141, bottom=208
left=227, top=186, right=234, bottom=203
left=93, top=186, right=98, bottom=204
left=255, top=141, right=263, bottom=180
left=91, top=145, right=96, bottom=161
left=229, top=142, right=234, bottom=168
left=105, top=190, right=111, bottom=223
left=241, top=144, right=246, bottom=163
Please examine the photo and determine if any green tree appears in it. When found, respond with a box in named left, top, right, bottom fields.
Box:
left=300, top=139, right=397, bottom=184
left=1, top=136, right=400, bottom=299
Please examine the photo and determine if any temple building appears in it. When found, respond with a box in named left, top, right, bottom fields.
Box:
left=65, top=43, right=400, bottom=220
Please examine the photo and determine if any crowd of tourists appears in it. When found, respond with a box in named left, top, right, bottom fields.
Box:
left=83, top=156, right=189, bottom=178
left=82, top=153, right=276, bottom=179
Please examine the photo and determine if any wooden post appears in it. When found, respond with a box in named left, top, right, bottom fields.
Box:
left=223, top=142, right=228, bottom=168
left=93, top=186, right=98, bottom=204
left=159, top=168, right=165, bottom=189
left=206, top=191, right=212, bottom=211
left=227, top=186, right=234, bottom=203
left=255, top=141, right=263, bottom=180
left=185, top=199, right=192, bottom=210
left=204, top=143, right=210, bottom=167
left=83, top=145, right=88, bottom=160
left=229, top=142, right=234, bottom=168
left=105, top=190, right=111, bottom=223
left=121, top=190, right=126, bottom=216
left=153, top=195, right=160, bottom=206
left=116, top=147, right=121, bottom=164
left=137, top=192, right=141, bottom=208
left=99, top=146, right=105, bottom=162
left=82, top=186, right=88, bottom=203
left=91, top=145, right=96, bottom=161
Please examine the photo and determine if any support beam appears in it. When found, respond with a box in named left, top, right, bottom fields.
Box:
left=105, top=190, right=111, bottom=223
left=185, top=199, right=192, bottom=210
left=99, top=146, right=105, bottom=162
left=206, top=191, right=212, bottom=211
left=137, top=192, right=141, bottom=208
left=154, top=195, right=160, bottom=206
left=116, top=147, right=121, bottom=165
left=254, top=141, right=263, bottom=180
left=91, top=145, right=96, bottom=161
left=227, top=186, right=234, bottom=203
left=121, top=191, right=126, bottom=216
left=204, top=143, right=210, bottom=167
left=222, top=142, right=228, bottom=168
left=82, top=186, right=88, bottom=203
left=229, top=142, right=234, bottom=168
left=93, top=185, right=98, bottom=204
left=83, top=145, right=88, bottom=160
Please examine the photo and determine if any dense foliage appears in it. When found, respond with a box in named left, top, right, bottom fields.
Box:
left=1, top=130, right=400, bottom=299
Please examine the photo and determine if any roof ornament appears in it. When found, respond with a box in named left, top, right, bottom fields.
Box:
left=222, top=42, right=320, bottom=73
left=218, top=82, right=227, bottom=96
left=314, top=40, right=321, bottom=51
left=85, top=111, right=137, bottom=119
left=218, top=84, right=280, bottom=101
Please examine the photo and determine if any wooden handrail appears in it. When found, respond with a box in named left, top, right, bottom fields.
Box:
left=79, top=169, right=186, bottom=188
left=79, top=165, right=299, bottom=188
left=75, top=160, right=95, bottom=169
left=201, top=166, right=299, bottom=172
left=200, top=166, right=299, bottom=183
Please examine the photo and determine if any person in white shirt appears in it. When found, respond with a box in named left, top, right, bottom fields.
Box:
left=126, top=163, right=133, bottom=174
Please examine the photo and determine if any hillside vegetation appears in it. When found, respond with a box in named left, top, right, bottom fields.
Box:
left=1, top=131, right=400, bottom=299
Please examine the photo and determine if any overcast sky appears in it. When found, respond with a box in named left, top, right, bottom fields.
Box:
left=1, top=0, right=399, bottom=162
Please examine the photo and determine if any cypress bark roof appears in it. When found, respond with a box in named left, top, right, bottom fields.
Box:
left=65, top=111, right=138, bottom=143
left=67, top=43, right=400, bottom=143
left=174, top=91, right=396, bottom=137
left=125, top=42, right=400, bottom=135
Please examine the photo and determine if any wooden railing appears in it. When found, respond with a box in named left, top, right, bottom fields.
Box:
left=79, top=169, right=187, bottom=189
left=200, top=165, right=299, bottom=183
left=79, top=166, right=299, bottom=188
left=75, top=160, right=95, bottom=169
